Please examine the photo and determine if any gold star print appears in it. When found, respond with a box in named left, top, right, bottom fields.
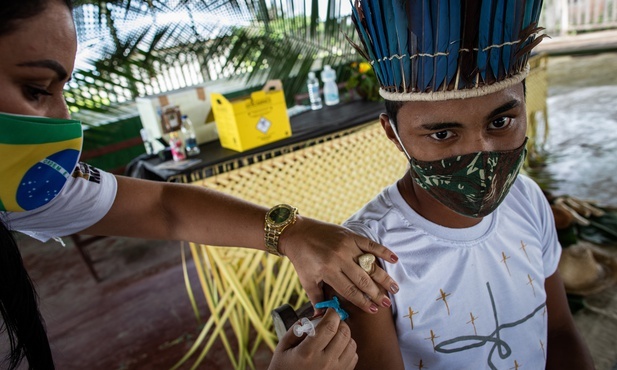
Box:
left=520, top=241, right=530, bottom=262
left=527, top=274, right=536, bottom=297
left=425, top=330, right=440, bottom=353
left=501, top=251, right=512, bottom=276
left=404, top=307, right=419, bottom=330
left=436, top=289, right=451, bottom=315
left=467, top=312, right=479, bottom=335
left=540, top=339, right=546, bottom=359
left=415, top=359, right=426, bottom=369
left=510, top=360, right=522, bottom=370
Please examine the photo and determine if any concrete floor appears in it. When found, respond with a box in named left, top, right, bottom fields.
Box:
left=11, top=50, right=617, bottom=369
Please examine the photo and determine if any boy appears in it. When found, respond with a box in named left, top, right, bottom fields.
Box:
left=338, top=1, right=595, bottom=369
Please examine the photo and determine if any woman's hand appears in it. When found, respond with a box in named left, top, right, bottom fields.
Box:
left=279, top=216, right=399, bottom=314
left=268, top=308, right=358, bottom=370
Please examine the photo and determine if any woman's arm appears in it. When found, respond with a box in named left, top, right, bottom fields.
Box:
left=81, top=175, right=399, bottom=313
left=545, top=270, right=595, bottom=370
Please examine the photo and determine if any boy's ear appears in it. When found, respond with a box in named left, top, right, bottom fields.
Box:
left=380, top=113, right=404, bottom=153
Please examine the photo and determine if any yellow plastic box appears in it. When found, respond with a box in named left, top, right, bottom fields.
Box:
left=211, top=80, right=292, bottom=152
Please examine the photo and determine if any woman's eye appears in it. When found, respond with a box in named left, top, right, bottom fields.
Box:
left=489, top=117, right=512, bottom=129
left=24, top=86, right=53, bottom=101
left=430, top=130, right=453, bottom=140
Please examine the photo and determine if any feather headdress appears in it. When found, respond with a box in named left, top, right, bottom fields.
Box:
left=348, top=0, right=546, bottom=101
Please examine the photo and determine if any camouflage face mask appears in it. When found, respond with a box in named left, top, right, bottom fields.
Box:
left=390, top=120, right=527, bottom=218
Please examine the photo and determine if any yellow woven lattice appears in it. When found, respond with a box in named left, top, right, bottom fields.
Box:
left=175, top=122, right=409, bottom=369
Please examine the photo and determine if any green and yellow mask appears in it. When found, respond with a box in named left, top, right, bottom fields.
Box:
left=0, top=113, right=82, bottom=212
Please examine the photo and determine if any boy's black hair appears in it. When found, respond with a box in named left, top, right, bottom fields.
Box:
left=385, top=80, right=527, bottom=127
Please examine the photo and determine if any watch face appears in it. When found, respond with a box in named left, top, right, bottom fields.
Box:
left=269, top=206, right=292, bottom=225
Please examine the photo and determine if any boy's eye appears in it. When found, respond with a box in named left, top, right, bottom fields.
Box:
left=24, top=86, right=53, bottom=101
left=430, top=130, right=454, bottom=140
left=489, top=117, right=512, bottom=129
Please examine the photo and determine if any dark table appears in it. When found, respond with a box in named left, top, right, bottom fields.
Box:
left=128, top=99, right=386, bottom=182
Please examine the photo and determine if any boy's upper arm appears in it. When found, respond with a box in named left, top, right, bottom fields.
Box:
left=544, top=270, right=595, bottom=369
left=324, top=283, right=404, bottom=370
left=545, top=270, right=575, bottom=333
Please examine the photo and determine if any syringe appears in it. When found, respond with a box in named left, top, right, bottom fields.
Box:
left=292, top=317, right=323, bottom=337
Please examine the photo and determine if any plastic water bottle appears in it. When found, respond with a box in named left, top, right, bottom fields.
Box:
left=140, top=128, right=155, bottom=155
left=322, top=65, right=340, bottom=106
left=307, top=72, right=322, bottom=110
left=181, top=115, right=200, bottom=156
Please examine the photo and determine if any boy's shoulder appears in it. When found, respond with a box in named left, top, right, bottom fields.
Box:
left=343, top=183, right=401, bottom=237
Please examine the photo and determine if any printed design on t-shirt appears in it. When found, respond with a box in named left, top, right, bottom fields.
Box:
left=511, top=359, right=522, bottom=369
left=404, top=307, right=419, bottom=330
left=520, top=241, right=530, bottom=262
left=467, top=312, right=479, bottom=335
left=433, top=282, right=546, bottom=370
left=501, top=251, right=512, bottom=276
left=436, top=288, right=452, bottom=315
left=527, top=274, right=537, bottom=297
left=72, top=163, right=101, bottom=184
left=539, top=339, right=546, bottom=359
left=414, top=359, right=426, bottom=369
left=425, top=329, right=439, bottom=353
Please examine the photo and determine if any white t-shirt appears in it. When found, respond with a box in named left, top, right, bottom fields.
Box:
left=344, top=175, right=561, bottom=369
left=1, top=163, right=117, bottom=242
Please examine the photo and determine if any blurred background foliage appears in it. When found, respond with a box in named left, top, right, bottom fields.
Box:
left=69, top=0, right=364, bottom=125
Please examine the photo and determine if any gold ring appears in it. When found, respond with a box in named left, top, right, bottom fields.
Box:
left=358, top=253, right=376, bottom=275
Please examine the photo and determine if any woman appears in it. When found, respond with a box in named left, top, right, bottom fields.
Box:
left=0, top=1, right=399, bottom=368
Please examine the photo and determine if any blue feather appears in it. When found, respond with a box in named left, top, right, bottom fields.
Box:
left=531, top=0, right=543, bottom=26
left=392, top=0, right=411, bottom=92
left=446, top=0, right=461, bottom=86
left=409, top=0, right=424, bottom=91
left=368, top=0, right=393, bottom=87
left=491, top=0, right=506, bottom=79
left=350, top=2, right=386, bottom=85
left=433, top=0, right=449, bottom=91
left=522, top=0, right=534, bottom=28
left=360, top=1, right=389, bottom=85
left=503, top=0, right=516, bottom=74
left=420, top=0, right=434, bottom=91
left=382, top=0, right=403, bottom=91
left=477, top=0, right=493, bottom=81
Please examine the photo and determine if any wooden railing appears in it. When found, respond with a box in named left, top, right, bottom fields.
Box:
left=542, top=0, right=617, bottom=36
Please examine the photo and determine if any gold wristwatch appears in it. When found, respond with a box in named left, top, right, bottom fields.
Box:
left=264, top=204, right=298, bottom=256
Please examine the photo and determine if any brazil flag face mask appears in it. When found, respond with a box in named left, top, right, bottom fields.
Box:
left=0, top=112, right=82, bottom=212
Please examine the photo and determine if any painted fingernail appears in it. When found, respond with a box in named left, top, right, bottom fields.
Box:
left=382, top=297, right=391, bottom=308
left=390, top=254, right=399, bottom=263
left=390, top=284, right=400, bottom=294
left=369, top=304, right=379, bottom=313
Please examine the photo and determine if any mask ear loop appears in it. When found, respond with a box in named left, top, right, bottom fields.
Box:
left=389, top=119, right=412, bottom=161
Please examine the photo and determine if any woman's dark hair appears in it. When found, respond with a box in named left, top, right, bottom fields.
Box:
left=1, top=2, right=73, bottom=368
left=0, top=223, right=54, bottom=369
left=0, top=0, right=73, bottom=36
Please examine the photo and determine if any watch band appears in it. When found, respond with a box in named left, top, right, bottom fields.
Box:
left=264, top=229, right=284, bottom=256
